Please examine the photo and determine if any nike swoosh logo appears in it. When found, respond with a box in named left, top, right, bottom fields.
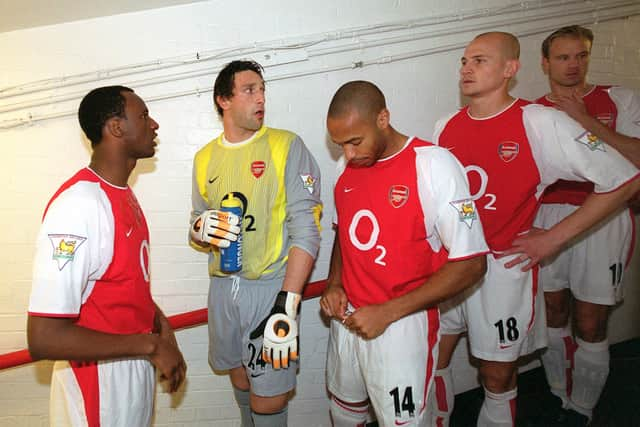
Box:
left=344, top=187, right=354, bottom=192
left=208, top=176, right=218, bottom=184
left=250, top=372, right=265, bottom=378
left=395, top=420, right=411, bottom=426
left=125, top=227, right=133, bottom=237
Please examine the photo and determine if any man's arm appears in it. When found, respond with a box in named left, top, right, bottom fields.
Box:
left=28, top=303, right=186, bottom=392
left=152, top=303, right=187, bottom=392
left=281, top=135, right=323, bottom=292
left=319, top=229, right=348, bottom=321
left=508, top=105, right=640, bottom=269
left=281, top=246, right=315, bottom=294
left=248, top=135, right=322, bottom=369
left=344, top=146, right=488, bottom=339
left=505, top=176, right=640, bottom=270
left=551, top=91, right=640, bottom=167
left=344, top=256, right=486, bottom=339
left=27, top=316, right=157, bottom=361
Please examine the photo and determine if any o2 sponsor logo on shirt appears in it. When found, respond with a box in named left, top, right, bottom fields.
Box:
left=48, top=234, right=86, bottom=270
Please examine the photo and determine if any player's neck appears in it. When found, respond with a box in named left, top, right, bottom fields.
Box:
left=89, top=154, right=133, bottom=187
left=222, top=119, right=260, bottom=143
left=381, top=128, right=409, bottom=159
left=468, top=92, right=516, bottom=119
left=549, top=81, right=592, bottom=98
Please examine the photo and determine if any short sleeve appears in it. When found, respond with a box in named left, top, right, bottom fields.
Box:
left=284, top=135, right=323, bottom=258
left=609, top=87, right=640, bottom=138
left=28, top=182, right=114, bottom=317
left=523, top=104, right=639, bottom=194
left=432, top=111, right=458, bottom=146
left=415, top=146, right=489, bottom=260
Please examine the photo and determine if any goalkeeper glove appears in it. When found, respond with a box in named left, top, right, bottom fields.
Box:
left=250, top=291, right=301, bottom=369
left=190, top=210, right=241, bottom=248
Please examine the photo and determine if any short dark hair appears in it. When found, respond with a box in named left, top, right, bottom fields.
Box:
left=78, top=85, right=133, bottom=145
left=328, top=80, right=386, bottom=122
left=542, top=25, right=594, bottom=58
left=213, top=60, right=264, bottom=117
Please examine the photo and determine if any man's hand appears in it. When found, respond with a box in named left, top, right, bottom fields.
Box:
left=190, top=210, right=241, bottom=248
left=500, top=227, right=562, bottom=271
left=548, top=91, right=590, bottom=123
left=343, top=304, right=393, bottom=340
left=149, top=333, right=187, bottom=393
left=249, top=291, right=301, bottom=369
left=320, top=283, right=348, bottom=321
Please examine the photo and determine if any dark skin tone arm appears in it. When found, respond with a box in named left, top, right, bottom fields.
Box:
left=28, top=303, right=186, bottom=392
left=320, top=227, right=487, bottom=339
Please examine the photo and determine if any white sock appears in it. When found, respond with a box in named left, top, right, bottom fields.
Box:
left=568, top=337, right=609, bottom=418
left=427, top=367, right=454, bottom=427
left=233, top=387, right=254, bottom=427
left=477, top=387, right=517, bottom=427
left=541, top=325, right=575, bottom=406
left=329, top=396, right=369, bottom=427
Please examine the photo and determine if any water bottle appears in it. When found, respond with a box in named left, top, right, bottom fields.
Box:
left=220, top=193, right=243, bottom=273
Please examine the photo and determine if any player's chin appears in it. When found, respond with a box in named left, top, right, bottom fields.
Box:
left=141, top=147, right=156, bottom=158
left=349, top=158, right=373, bottom=168
left=460, top=87, right=476, bottom=97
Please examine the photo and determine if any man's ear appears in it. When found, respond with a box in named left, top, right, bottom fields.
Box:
left=504, top=58, right=520, bottom=79
left=216, top=95, right=231, bottom=112
left=377, top=108, right=390, bottom=129
left=541, top=56, right=550, bottom=76
left=105, top=117, right=124, bottom=138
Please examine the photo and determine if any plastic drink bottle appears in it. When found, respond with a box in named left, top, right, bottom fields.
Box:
left=220, top=194, right=243, bottom=273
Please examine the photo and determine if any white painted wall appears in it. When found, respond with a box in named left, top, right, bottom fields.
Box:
left=0, top=1, right=638, bottom=425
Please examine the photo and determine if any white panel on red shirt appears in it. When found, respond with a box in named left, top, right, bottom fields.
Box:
left=537, top=85, right=640, bottom=205
left=609, top=86, right=640, bottom=139
left=28, top=168, right=157, bottom=427
left=334, top=137, right=488, bottom=308
left=29, top=168, right=155, bottom=333
left=433, top=99, right=639, bottom=251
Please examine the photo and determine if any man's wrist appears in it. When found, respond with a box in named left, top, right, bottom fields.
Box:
left=143, top=333, right=160, bottom=356
left=380, top=300, right=403, bottom=324
left=326, top=281, right=343, bottom=290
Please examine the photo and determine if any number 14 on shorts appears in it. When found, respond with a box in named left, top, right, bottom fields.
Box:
left=390, top=386, right=416, bottom=418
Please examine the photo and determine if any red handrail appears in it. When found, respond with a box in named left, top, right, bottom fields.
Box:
left=0, top=279, right=327, bottom=371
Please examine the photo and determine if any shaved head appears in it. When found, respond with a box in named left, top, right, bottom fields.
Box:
left=474, top=32, right=520, bottom=60
left=327, top=80, right=387, bottom=123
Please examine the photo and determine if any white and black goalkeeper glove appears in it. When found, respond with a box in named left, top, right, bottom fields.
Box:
left=190, top=210, right=241, bottom=248
left=250, top=291, right=301, bottom=369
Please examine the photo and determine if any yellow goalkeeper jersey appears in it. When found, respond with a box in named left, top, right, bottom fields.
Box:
left=191, top=127, right=322, bottom=280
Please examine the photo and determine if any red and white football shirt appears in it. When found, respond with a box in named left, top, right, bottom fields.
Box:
left=29, top=167, right=156, bottom=427
left=334, top=137, right=488, bottom=308
left=433, top=99, right=639, bottom=252
left=537, top=85, right=640, bottom=205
